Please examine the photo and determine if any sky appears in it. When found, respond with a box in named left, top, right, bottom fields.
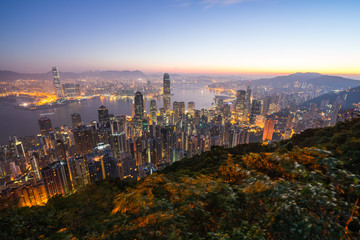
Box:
left=0, top=0, right=359, bottom=76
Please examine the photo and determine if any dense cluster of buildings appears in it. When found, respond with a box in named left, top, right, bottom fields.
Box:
left=1, top=71, right=359, bottom=208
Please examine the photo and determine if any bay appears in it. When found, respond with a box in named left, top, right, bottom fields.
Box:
left=0, top=85, right=218, bottom=144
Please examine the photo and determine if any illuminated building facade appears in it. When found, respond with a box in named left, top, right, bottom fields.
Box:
left=52, top=67, right=63, bottom=98
left=150, top=100, right=157, bottom=124
left=163, top=73, right=171, bottom=115
left=262, top=118, right=275, bottom=142
left=41, top=161, right=72, bottom=197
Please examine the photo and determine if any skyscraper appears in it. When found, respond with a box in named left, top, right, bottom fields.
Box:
left=173, top=101, right=180, bottom=124
left=250, top=100, right=262, bottom=124
left=179, top=102, right=185, bottom=116
left=41, top=161, right=72, bottom=197
left=98, top=105, right=110, bottom=127
left=245, top=80, right=252, bottom=114
left=236, top=90, right=246, bottom=121
left=52, top=67, right=63, bottom=98
left=134, top=91, right=144, bottom=120
left=150, top=100, right=157, bottom=124
left=71, top=113, right=82, bottom=128
left=188, top=101, right=195, bottom=117
left=38, top=117, right=53, bottom=135
left=163, top=73, right=171, bottom=114
left=262, top=119, right=275, bottom=142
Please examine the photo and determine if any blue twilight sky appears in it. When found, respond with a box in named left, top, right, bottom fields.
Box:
left=0, top=0, right=359, bottom=75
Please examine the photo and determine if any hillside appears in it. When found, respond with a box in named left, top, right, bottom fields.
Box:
left=253, top=72, right=360, bottom=90
left=1, top=119, right=360, bottom=239
left=303, top=85, right=360, bottom=109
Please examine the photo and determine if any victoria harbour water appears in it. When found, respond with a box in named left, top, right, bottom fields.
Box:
left=0, top=85, right=219, bottom=144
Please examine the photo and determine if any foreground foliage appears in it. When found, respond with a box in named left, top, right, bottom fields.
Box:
left=1, top=119, right=360, bottom=239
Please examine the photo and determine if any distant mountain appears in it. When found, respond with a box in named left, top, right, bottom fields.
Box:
left=253, top=72, right=322, bottom=87
left=303, top=85, right=360, bottom=109
left=307, top=75, right=360, bottom=89
left=252, top=72, right=360, bottom=90
left=0, top=70, right=146, bottom=82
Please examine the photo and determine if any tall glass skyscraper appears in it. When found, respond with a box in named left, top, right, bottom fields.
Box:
left=52, top=67, right=63, bottom=98
left=150, top=100, right=157, bottom=124
left=163, top=73, right=171, bottom=114
left=98, top=105, right=110, bottom=127
left=134, top=91, right=144, bottom=120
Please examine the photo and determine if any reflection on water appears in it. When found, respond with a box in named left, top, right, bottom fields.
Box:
left=0, top=86, right=217, bottom=144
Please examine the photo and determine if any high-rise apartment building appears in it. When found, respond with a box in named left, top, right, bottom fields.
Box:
left=41, top=161, right=72, bottom=197
left=163, top=73, right=171, bottom=114
left=52, top=67, right=63, bottom=98
left=67, top=155, right=90, bottom=189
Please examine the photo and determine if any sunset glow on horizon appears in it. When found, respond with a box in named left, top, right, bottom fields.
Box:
left=1, top=0, right=359, bottom=77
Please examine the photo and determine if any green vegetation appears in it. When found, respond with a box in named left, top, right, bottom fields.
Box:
left=1, top=119, right=360, bottom=239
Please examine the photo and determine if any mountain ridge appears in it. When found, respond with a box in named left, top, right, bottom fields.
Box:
left=0, top=70, right=146, bottom=82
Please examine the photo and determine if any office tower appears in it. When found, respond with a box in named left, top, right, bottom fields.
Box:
left=41, top=161, right=72, bottom=197
left=245, top=80, right=252, bottom=113
left=71, top=113, right=82, bottom=128
left=163, top=73, right=171, bottom=114
left=188, top=102, right=195, bottom=116
left=250, top=100, right=262, bottom=124
left=262, top=119, right=275, bottom=142
left=251, top=100, right=262, bottom=115
left=147, top=80, right=152, bottom=91
left=150, top=100, right=157, bottom=124
left=134, top=91, right=144, bottom=120
left=38, top=117, right=53, bottom=135
left=52, top=67, right=63, bottom=98
left=173, top=101, right=179, bottom=124
left=236, top=90, right=246, bottom=121
left=98, top=105, right=110, bottom=127
left=179, top=102, right=185, bottom=116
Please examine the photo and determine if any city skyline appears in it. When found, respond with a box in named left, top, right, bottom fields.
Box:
left=1, top=0, right=359, bottom=76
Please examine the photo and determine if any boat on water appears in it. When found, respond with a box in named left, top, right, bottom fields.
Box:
left=40, top=112, right=55, bottom=116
